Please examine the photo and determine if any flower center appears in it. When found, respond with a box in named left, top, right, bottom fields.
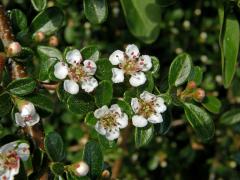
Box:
left=100, top=113, right=118, bottom=129
left=4, top=151, right=19, bottom=170
left=119, top=58, right=139, bottom=75
left=68, top=65, right=86, bottom=82
left=138, top=100, right=155, bottom=118
left=24, top=115, right=33, bottom=121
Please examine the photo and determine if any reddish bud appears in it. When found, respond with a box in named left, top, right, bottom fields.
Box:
left=34, top=31, right=45, bottom=42
left=194, top=88, right=205, bottom=102
left=7, top=42, right=21, bottom=56
left=49, top=35, right=59, bottom=47
left=72, top=161, right=89, bottom=177
left=101, top=170, right=110, bottom=179
left=187, top=81, right=197, bottom=90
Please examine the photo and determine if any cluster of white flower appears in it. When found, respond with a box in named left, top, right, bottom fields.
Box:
left=54, top=49, right=98, bottom=94
left=94, top=91, right=167, bottom=140
left=94, top=104, right=128, bottom=140
left=0, top=141, right=30, bottom=180
left=131, top=91, right=167, bottom=127
left=15, top=102, right=40, bottom=127
left=109, top=44, right=152, bottom=87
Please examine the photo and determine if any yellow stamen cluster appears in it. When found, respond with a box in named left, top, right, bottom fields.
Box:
left=100, top=113, right=118, bottom=129
left=138, top=99, right=155, bottom=118
left=68, top=65, right=86, bottom=82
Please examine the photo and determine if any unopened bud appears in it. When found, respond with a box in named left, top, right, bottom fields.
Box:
left=7, top=42, right=21, bottom=56
left=186, top=81, right=197, bottom=90
left=101, top=170, right=110, bottom=179
left=73, top=161, right=89, bottom=177
left=49, top=36, right=59, bottom=47
left=194, top=88, right=205, bottom=102
left=34, top=32, right=45, bottom=42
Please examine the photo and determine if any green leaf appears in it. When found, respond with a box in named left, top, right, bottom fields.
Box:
left=168, top=53, right=192, bottom=87
left=157, top=0, right=177, bottom=7
left=135, top=125, right=154, bottom=148
left=220, top=109, right=240, bottom=125
left=67, top=94, right=96, bottom=116
left=56, top=82, right=70, bottom=102
left=98, top=134, right=116, bottom=149
left=188, top=66, right=203, bottom=85
left=31, top=0, right=47, bottom=11
left=30, top=7, right=64, bottom=36
left=0, top=93, right=12, bottom=117
left=202, top=96, right=221, bottom=114
left=83, top=141, right=103, bottom=178
left=95, top=80, right=113, bottom=107
left=85, top=112, right=97, bottom=126
left=155, top=109, right=171, bottom=135
left=80, top=46, right=100, bottom=61
left=37, top=46, right=62, bottom=81
left=83, top=0, right=108, bottom=24
left=151, top=56, right=160, bottom=78
left=9, top=9, right=27, bottom=31
left=14, top=47, right=34, bottom=63
left=116, top=99, right=133, bottom=117
left=183, top=103, right=215, bottom=141
left=120, top=0, right=161, bottom=44
left=222, top=13, right=240, bottom=88
left=50, top=162, right=65, bottom=175
left=45, top=132, right=65, bottom=162
left=95, top=58, right=112, bottom=80
left=24, top=93, right=54, bottom=113
left=7, top=78, right=37, bottom=96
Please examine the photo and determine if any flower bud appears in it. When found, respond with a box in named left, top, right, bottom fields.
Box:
left=186, top=81, right=197, bottom=90
left=7, top=42, right=21, bottom=57
left=34, top=31, right=45, bottom=42
left=49, top=35, right=59, bottom=47
left=194, top=88, right=205, bottom=102
left=101, top=170, right=110, bottom=179
left=73, top=161, right=89, bottom=177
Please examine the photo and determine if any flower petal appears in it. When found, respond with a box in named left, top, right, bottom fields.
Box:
left=129, top=72, right=146, bottom=87
left=117, top=113, right=128, bottom=129
left=63, top=80, right=79, bottom=94
left=109, top=50, right=124, bottom=65
left=81, top=77, right=98, bottom=93
left=94, top=105, right=109, bottom=119
left=131, top=98, right=140, bottom=113
left=132, top=115, right=148, bottom=128
left=105, top=128, right=120, bottom=141
left=112, top=68, right=124, bottom=83
left=154, top=97, right=167, bottom=113
left=140, top=91, right=156, bottom=102
left=0, top=142, right=17, bottom=153
left=83, top=60, right=97, bottom=75
left=95, top=121, right=106, bottom=135
left=125, top=44, right=140, bottom=59
left=21, top=103, right=36, bottom=117
left=66, top=49, right=82, bottom=65
left=147, top=113, right=163, bottom=124
left=109, top=104, right=121, bottom=115
left=54, top=62, right=68, bottom=79
left=15, top=113, right=25, bottom=127
left=16, top=143, right=30, bottom=161
left=138, top=55, right=152, bottom=71
left=25, top=113, right=40, bottom=127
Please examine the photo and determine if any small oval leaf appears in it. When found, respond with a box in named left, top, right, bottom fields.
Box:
left=94, top=80, right=113, bottom=107
left=135, top=125, right=154, bottom=148
left=7, top=78, right=36, bottom=96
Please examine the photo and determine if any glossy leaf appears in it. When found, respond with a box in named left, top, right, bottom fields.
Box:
left=220, top=109, right=240, bottom=125
left=168, top=53, right=192, bottom=87
left=83, top=141, right=103, bottom=178
left=67, top=94, right=96, bottom=116
left=9, top=9, right=27, bottom=32
left=45, top=132, right=65, bottom=162
left=14, top=47, right=34, bottom=63
left=116, top=99, right=133, bottom=117
left=221, top=13, right=240, bottom=88
left=80, top=46, right=100, bottom=61
left=151, top=56, right=160, bottom=78
left=30, top=7, right=64, bottom=36
left=95, top=58, right=112, bottom=80
left=135, top=125, right=154, bottom=148
left=157, top=0, right=177, bottom=7
left=7, top=77, right=37, bottom=96
left=184, top=103, right=215, bottom=141
left=155, top=109, right=171, bottom=135
left=83, top=0, right=108, bottom=24
left=120, top=0, right=161, bottom=44
left=95, top=80, right=113, bottom=107
left=31, top=0, right=47, bottom=11
left=202, top=96, right=221, bottom=114
left=188, top=66, right=203, bottom=85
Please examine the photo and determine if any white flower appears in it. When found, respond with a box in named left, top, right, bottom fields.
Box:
left=15, top=102, right=40, bottom=127
left=0, top=141, right=30, bottom=180
left=73, top=161, right=89, bottom=177
left=53, top=49, right=98, bottom=94
left=131, top=91, right=167, bottom=128
left=94, top=104, right=128, bottom=140
left=109, top=44, right=152, bottom=87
